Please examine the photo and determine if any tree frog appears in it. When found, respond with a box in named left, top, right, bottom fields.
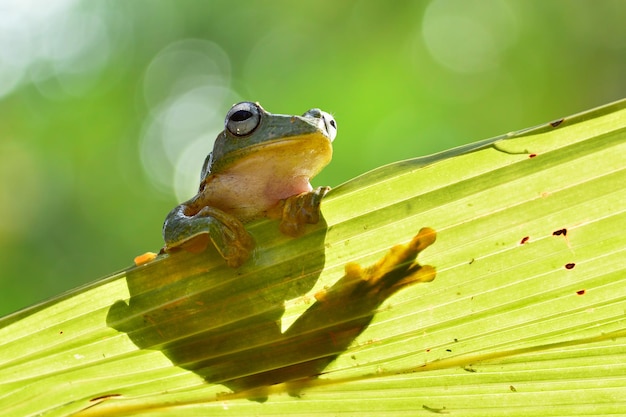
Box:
left=162, top=102, right=337, bottom=267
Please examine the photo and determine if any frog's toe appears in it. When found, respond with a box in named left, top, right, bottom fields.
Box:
left=320, top=228, right=437, bottom=302
left=219, top=230, right=255, bottom=268
left=208, top=216, right=255, bottom=267
left=183, top=206, right=255, bottom=267
left=279, top=186, right=331, bottom=236
left=361, top=227, right=437, bottom=297
left=223, top=247, right=251, bottom=268
left=304, top=186, right=331, bottom=220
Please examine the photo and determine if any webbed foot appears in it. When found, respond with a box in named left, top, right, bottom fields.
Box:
left=163, top=205, right=255, bottom=268
left=279, top=186, right=331, bottom=236
left=251, top=227, right=437, bottom=393
left=316, top=227, right=437, bottom=304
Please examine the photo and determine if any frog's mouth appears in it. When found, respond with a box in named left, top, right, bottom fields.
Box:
left=215, top=131, right=333, bottom=179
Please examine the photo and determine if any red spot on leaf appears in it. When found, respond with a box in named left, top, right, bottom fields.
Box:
left=565, top=263, right=576, bottom=269
left=529, top=153, right=537, bottom=158
left=520, top=236, right=530, bottom=244
left=576, top=289, right=586, bottom=295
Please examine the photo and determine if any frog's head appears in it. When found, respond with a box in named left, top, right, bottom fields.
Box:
left=201, top=102, right=337, bottom=179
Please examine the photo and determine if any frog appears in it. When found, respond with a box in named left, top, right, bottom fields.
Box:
left=112, top=101, right=439, bottom=400
left=162, top=101, right=337, bottom=267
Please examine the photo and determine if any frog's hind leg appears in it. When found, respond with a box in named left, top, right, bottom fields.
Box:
left=163, top=204, right=255, bottom=267
left=316, top=227, right=437, bottom=306
left=261, top=228, right=437, bottom=395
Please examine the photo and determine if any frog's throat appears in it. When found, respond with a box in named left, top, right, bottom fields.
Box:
left=211, top=132, right=333, bottom=175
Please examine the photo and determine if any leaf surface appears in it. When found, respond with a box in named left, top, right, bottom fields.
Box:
left=1, top=99, right=625, bottom=416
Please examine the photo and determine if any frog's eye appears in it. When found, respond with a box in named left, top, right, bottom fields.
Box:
left=325, top=116, right=337, bottom=141
left=225, top=102, right=261, bottom=136
left=303, top=108, right=337, bottom=142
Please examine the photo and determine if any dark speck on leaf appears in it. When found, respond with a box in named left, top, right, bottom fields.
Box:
left=529, top=153, right=537, bottom=158
left=565, top=263, right=576, bottom=269
left=520, top=236, right=530, bottom=244
left=90, top=394, right=122, bottom=402
left=576, top=289, right=586, bottom=295
left=423, top=404, right=449, bottom=414
left=553, top=228, right=567, bottom=236
left=550, top=118, right=564, bottom=127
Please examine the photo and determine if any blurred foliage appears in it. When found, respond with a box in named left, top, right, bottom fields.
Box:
left=0, top=0, right=625, bottom=316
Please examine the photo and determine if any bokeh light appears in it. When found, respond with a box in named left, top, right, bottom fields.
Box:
left=140, top=39, right=236, bottom=200
left=422, top=0, right=519, bottom=74
left=0, top=0, right=112, bottom=99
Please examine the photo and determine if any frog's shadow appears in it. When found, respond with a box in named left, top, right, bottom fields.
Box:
left=106, top=219, right=330, bottom=397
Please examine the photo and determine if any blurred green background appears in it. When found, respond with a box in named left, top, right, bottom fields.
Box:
left=0, top=0, right=624, bottom=316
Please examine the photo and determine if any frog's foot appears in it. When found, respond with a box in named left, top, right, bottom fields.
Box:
left=268, top=228, right=437, bottom=392
left=164, top=205, right=255, bottom=268
left=193, top=206, right=256, bottom=267
left=317, top=228, right=437, bottom=304
left=279, top=186, right=331, bottom=236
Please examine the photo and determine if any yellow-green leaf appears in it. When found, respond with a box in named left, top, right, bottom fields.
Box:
left=1, top=99, right=625, bottom=416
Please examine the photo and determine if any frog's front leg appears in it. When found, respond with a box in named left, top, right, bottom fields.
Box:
left=279, top=186, right=331, bottom=236
left=163, top=204, right=255, bottom=267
